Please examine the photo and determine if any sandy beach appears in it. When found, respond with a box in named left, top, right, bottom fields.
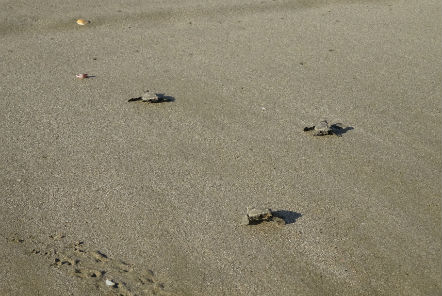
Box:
left=1, top=0, right=441, bottom=295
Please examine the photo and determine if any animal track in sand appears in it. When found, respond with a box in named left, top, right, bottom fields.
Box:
left=4, top=233, right=172, bottom=296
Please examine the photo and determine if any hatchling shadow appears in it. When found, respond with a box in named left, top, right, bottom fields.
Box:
left=272, top=210, right=302, bottom=225
left=155, top=93, right=175, bottom=103
left=331, top=124, right=354, bottom=136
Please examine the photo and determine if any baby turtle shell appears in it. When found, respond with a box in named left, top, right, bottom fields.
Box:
left=141, top=91, right=163, bottom=103
left=304, top=120, right=334, bottom=136
left=241, top=208, right=285, bottom=225
left=128, top=90, right=168, bottom=103
left=314, top=120, right=333, bottom=136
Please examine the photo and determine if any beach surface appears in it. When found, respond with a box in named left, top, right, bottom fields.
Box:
left=1, top=0, right=441, bottom=295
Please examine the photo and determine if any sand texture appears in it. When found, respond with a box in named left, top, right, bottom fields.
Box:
left=1, top=0, right=441, bottom=295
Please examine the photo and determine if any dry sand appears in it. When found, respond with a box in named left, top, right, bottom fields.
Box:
left=1, top=0, right=441, bottom=295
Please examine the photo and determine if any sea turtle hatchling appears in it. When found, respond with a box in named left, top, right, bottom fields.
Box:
left=304, top=120, right=343, bottom=136
left=313, top=120, right=333, bottom=136
left=128, top=90, right=166, bottom=103
left=241, top=208, right=286, bottom=225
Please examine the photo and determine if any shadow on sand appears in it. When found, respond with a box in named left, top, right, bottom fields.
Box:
left=330, top=124, right=354, bottom=136
left=272, top=210, right=302, bottom=225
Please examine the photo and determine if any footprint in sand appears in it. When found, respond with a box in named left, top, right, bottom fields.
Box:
left=4, top=233, right=172, bottom=296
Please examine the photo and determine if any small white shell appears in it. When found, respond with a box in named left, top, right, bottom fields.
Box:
left=105, top=279, right=116, bottom=286
left=76, top=19, right=90, bottom=25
